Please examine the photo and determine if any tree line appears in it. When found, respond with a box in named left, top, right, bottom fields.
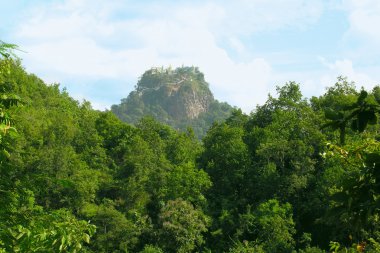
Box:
left=1, top=42, right=380, bottom=252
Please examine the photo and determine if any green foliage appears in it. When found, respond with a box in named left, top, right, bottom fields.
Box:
left=3, top=41, right=380, bottom=253
left=2, top=209, right=95, bottom=253
left=237, top=199, right=296, bottom=253
left=316, top=84, right=380, bottom=244
left=0, top=41, right=19, bottom=59
left=165, top=163, right=211, bottom=205
left=323, top=140, right=380, bottom=239
left=298, top=247, right=326, bottom=253
left=316, top=77, right=370, bottom=145
left=228, top=241, right=265, bottom=253
left=0, top=42, right=98, bottom=253
left=111, top=66, right=233, bottom=138
left=81, top=201, right=145, bottom=252
left=139, top=245, right=164, bottom=253
left=202, top=122, right=250, bottom=204
left=0, top=42, right=21, bottom=158
left=329, top=238, right=380, bottom=253
left=157, top=198, right=210, bottom=253
left=253, top=106, right=324, bottom=201
left=200, top=121, right=251, bottom=249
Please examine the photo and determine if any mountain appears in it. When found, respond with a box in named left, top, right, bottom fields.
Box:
left=111, top=66, right=234, bottom=138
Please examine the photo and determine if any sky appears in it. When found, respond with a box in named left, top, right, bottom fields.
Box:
left=1, top=0, right=380, bottom=112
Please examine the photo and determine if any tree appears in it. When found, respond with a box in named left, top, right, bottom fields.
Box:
left=80, top=201, right=145, bottom=253
left=201, top=122, right=250, bottom=207
left=158, top=199, right=210, bottom=252
left=1, top=209, right=95, bottom=253
left=228, top=241, right=265, bottom=253
left=199, top=122, right=251, bottom=249
left=237, top=199, right=296, bottom=253
left=0, top=41, right=20, bottom=157
left=319, top=85, right=380, bottom=244
left=139, top=245, right=164, bottom=253
left=314, top=77, right=359, bottom=145
left=0, top=41, right=97, bottom=252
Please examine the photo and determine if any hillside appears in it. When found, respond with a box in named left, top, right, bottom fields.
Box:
left=111, top=66, right=233, bottom=138
left=3, top=41, right=380, bottom=252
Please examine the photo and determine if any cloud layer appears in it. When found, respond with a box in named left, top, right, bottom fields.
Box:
left=8, top=0, right=380, bottom=111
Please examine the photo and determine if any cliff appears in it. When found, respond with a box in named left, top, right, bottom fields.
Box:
left=111, top=66, right=233, bottom=138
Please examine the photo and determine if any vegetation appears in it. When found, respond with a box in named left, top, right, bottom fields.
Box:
left=111, top=66, right=233, bottom=138
left=1, top=41, right=380, bottom=252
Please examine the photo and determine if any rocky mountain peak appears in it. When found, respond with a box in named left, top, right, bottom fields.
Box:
left=111, top=66, right=233, bottom=138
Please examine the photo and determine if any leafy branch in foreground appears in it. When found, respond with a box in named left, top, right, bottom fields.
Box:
left=322, top=82, right=380, bottom=145
left=0, top=42, right=21, bottom=158
left=322, top=87, right=380, bottom=244
left=0, top=41, right=19, bottom=59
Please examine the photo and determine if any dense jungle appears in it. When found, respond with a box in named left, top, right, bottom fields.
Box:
left=1, top=41, right=380, bottom=252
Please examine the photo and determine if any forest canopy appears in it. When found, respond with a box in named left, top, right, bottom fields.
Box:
left=1, top=42, right=380, bottom=252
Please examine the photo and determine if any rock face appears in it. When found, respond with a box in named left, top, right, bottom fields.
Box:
left=182, top=89, right=212, bottom=119
left=166, top=83, right=213, bottom=120
left=111, top=66, right=233, bottom=138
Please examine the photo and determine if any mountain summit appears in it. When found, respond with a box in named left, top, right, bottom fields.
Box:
left=111, top=66, right=233, bottom=137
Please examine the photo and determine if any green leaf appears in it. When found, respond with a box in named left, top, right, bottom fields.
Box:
left=357, top=90, right=368, bottom=105
left=368, top=110, right=377, bottom=125
left=373, top=87, right=380, bottom=104
left=351, top=119, right=359, bottom=131
left=83, top=233, right=90, bottom=244
left=365, top=153, right=380, bottom=165
left=322, top=121, right=342, bottom=131
left=324, top=109, right=341, bottom=120
left=330, top=191, right=351, bottom=205
left=357, top=111, right=369, bottom=132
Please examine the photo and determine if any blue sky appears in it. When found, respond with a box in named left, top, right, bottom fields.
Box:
left=2, top=0, right=380, bottom=112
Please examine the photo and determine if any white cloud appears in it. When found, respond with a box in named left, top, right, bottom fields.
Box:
left=12, top=0, right=325, bottom=112
left=344, top=0, right=380, bottom=40
left=318, top=57, right=378, bottom=91
left=220, top=0, right=324, bottom=34
left=228, top=37, right=246, bottom=55
left=341, top=0, right=380, bottom=61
